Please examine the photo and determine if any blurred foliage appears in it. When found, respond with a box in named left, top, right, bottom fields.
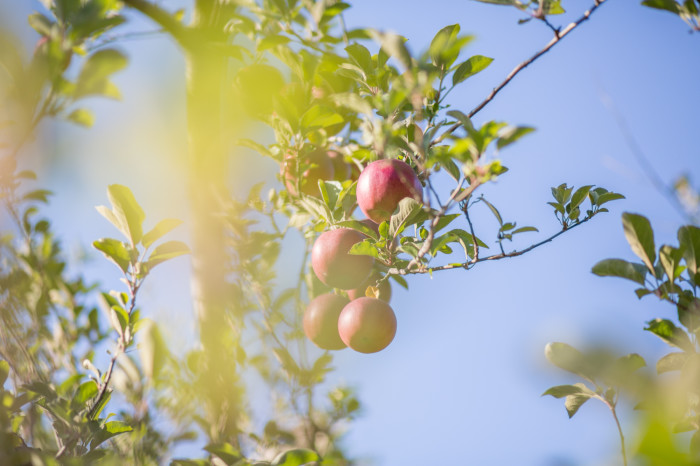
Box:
left=0, top=0, right=688, bottom=464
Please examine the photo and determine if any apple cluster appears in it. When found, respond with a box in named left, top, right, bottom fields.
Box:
left=289, top=152, right=423, bottom=353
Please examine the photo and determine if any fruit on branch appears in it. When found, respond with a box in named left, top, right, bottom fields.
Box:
left=338, top=297, right=397, bottom=353
left=303, top=293, right=349, bottom=350
left=356, top=159, right=423, bottom=223
left=282, top=149, right=335, bottom=198
left=328, top=150, right=352, bottom=182
left=347, top=271, right=392, bottom=302
left=311, top=228, right=374, bottom=290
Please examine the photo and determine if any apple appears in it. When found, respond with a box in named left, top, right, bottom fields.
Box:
left=303, top=293, right=349, bottom=350
left=347, top=271, right=392, bottom=302
left=338, top=297, right=397, bottom=353
left=327, top=150, right=351, bottom=182
left=356, top=159, right=422, bottom=223
left=283, top=149, right=335, bottom=197
left=311, top=228, right=374, bottom=290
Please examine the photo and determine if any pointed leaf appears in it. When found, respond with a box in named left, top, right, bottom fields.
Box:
left=145, top=241, right=190, bottom=271
left=106, top=185, right=145, bottom=246
left=591, top=258, right=647, bottom=285
left=93, top=238, right=131, bottom=273
left=622, top=213, right=656, bottom=274
left=272, top=449, right=321, bottom=466
left=452, top=55, right=493, bottom=86
left=142, top=219, right=183, bottom=249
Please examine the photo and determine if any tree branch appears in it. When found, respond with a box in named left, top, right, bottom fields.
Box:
left=392, top=215, right=592, bottom=275
left=432, top=0, right=609, bottom=146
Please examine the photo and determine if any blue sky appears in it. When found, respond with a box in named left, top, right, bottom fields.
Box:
left=1, top=0, right=699, bottom=464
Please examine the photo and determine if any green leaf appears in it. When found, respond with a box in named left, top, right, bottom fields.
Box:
left=565, top=392, right=592, bottom=418
left=569, top=185, right=593, bottom=211
left=272, top=449, right=321, bottom=466
left=678, top=225, right=700, bottom=278
left=75, top=49, right=128, bottom=100
left=479, top=197, right=502, bottom=225
left=73, top=380, right=98, bottom=405
left=371, top=31, right=412, bottom=70
left=318, top=180, right=343, bottom=212
left=0, top=360, right=10, bottom=386
left=452, top=55, right=493, bottom=86
left=389, top=198, right=426, bottom=238
left=642, top=0, right=682, bottom=13
left=591, top=258, right=647, bottom=285
left=345, top=43, right=373, bottom=74
left=594, top=192, right=625, bottom=206
left=622, top=213, right=656, bottom=274
left=145, top=241, right=190, bottom=271
left=335, top=220, right=379, bottom=240
left=22, top=189, right=53, bottom=203
left=90, top=421, right=132, bottom=450
left=138, top=319, right=169, bottom=380
left=142, top=219, right=183, bottom=249
left=496, top=125, right=534, bottom=150
left=512, top=226, right=538, bottom=234
left=544, top=342, right=593, bottom=381
left=656, top=352, right=688, bottom=374
left=542, top=383, right=593, bottom=399
left=93, top=238, right=131, bottom=273
left=204, top=443, right=242, bottom=465
left=67, top=108, right=95, bottom=127
left=103, top=184, right=146, bottom=246
left=348, top=239, right=381, bottom=259
left=300, top=105, right=344, bottom=131
left=28, top=12, right=53, bottom=36
left=659, top=245, right=683, bottom=283
left=645, top=318, right=694, bottom=351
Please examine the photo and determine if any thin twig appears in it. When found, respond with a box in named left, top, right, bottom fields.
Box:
left=392, top=215, right=591, bottom=275
left=600, top=92, right=695, bottom=225
left=431, top=0, right=609, bottom=147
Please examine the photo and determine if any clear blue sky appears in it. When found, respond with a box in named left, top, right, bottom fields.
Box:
left=1, top=1, right=699, bottom=464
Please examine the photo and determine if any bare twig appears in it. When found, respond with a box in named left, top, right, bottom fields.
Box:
left=600, top=92, right=696, bottom=225
left=431, top=0, right=609, bottom=147
left=391, top=215, right=592, bottom=275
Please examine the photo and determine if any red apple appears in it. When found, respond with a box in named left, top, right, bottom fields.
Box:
left=338, top=297, right=397, bottom=353
left=347, top=272, right=392, bottom=302
left=311, top=228, right=374, bottom=290
left=328, top=150, right=351, bottom=182
left=283, top=149, right=335, bottom=198
left=356, top=159, right=422, bottom=223
left=303, top=293, right=349, bottom=350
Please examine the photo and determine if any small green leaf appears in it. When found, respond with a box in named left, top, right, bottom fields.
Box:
left=0, top=360, right=10, bottom=386
left=345, top=43, right=373, bottom=73
left=678, top=225, right=700, bottom=278
left=371, top=31, right=412, bottom=70
left=591, top=258, right=647, bottom=285
left=138, top=319, right=169, bottom=380
left=496, top=125, right=534, bottom=150
left=142, top=219, right=183, bottom=249
left=93, top=238, right=131, bottom=273
left=645, top=318, right=694, bottom=351
left=622, top=213, right=656, bottom=274
left=272, top=449, right=321, bottom=466
left=90, top=421, right=132, bottom=450
left=204, top=443, right=242, bottom=465
left=75, top=49, right=128, bottom=100
left=544, top=342, right=593, bottom=381
left=594, top=192, right=625, bottom=206
left=656, top=352, right=688, bottom=374
left=348, top=239, right=381, bottom=259
left=642, top=0, right=682, bottom=13
left=145, top=241, right=190, bottom=271
left=100, top=184, right=146, bottom=246
left=569, top=185, right=593, bottom=211
left=479, top=197, right=502, bottom=225
left=67, top=108, right=95, bottom=128
left=565, top=392, right=592, bottom=419
left=73, top=380, right=98, bottom=405
left=335, top=220, right=379, bottom=240
left=542, top=383, right=593, bottom=399
left=452, top=55, right=493, bottom=86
